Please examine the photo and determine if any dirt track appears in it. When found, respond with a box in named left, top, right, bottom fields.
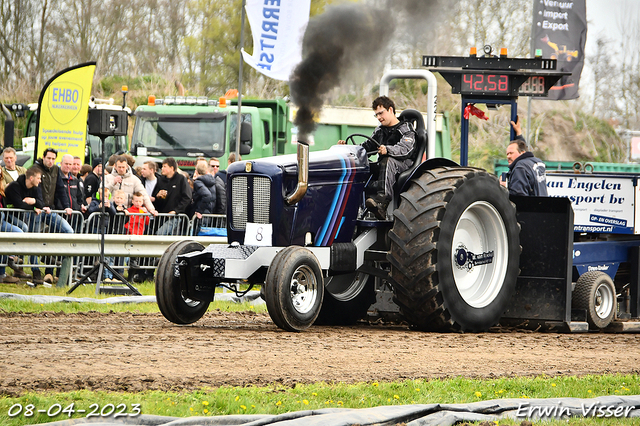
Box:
left=1, top=311, right=639, bottom=396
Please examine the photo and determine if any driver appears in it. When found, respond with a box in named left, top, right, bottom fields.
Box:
left=339, top=96, right=416, bottom=220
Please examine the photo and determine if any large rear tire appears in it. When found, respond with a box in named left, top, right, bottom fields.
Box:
left=315, top=272, right=376, bottom=325
left=156, top=240, right=210, bottom=324
left=388, top=167, right=520, bottom=332
left=265, top=246, right=324, bottom=331
left=572, top=271, right=616, bottom=329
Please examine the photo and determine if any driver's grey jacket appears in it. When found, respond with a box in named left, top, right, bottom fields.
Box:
left=362, top=120, right=416, bottom=160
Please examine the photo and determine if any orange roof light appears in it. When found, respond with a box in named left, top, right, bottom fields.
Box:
left=122, top=85, right=128, bottom=93
left=469, top=47, right=477, bottom=57
left=148, top=95, right=156, bottom=106
left=500, top=47, right=508, bottom=57
left=219, top=97, right=227, bottom=108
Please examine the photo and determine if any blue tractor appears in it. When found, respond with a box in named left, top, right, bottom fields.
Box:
left=155, top=55, right=567, bottom=332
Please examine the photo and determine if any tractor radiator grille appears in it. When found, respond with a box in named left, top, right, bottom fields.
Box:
left=231, top=175, right=271, bottom=230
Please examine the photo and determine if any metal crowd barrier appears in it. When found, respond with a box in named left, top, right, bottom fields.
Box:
left=79, top=212, right=192, bottom=279
left=1, top=208, right=227, bottom=282
left=0, top=208, right=84, bottom=274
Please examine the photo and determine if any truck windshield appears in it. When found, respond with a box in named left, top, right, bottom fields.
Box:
left=133, top=113, right=227, bottom=157
left=87, top=134, right=127, bottom=159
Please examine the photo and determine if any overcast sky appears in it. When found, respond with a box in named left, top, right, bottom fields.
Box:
left=586, top=0, right=637, bottom=55
left=580, top=0, right=638, bottom=100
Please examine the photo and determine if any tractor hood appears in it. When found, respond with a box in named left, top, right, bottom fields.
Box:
left=235, top=144, right=370, bottom=181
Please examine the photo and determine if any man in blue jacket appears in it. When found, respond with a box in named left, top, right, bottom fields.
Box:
left=505, top=118, right=548, bottom=197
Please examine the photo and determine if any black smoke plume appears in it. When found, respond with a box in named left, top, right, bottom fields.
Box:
left=290, top=0, right=446, bottom=140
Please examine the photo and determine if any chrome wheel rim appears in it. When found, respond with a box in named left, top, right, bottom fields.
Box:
left=451, top=201, right=509, bottom=308
left=290, top=265, right=319, bottom=314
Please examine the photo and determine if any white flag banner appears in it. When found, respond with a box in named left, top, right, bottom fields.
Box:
left=241, top=0, right=310, bottom=81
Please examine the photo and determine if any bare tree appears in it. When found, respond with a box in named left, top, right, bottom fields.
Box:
left=589, top=37, right=618, bottom=118
left=447, top=0, right=531, bottom=57
left=0, top=0, right=31, bottom=90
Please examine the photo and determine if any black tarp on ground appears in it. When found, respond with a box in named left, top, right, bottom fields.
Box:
left=28, top=395, right=640, bottom=425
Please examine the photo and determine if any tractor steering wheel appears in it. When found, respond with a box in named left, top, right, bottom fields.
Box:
left=345, top=133, right=379, bottom=156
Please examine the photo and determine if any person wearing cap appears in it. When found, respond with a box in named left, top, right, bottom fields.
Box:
left=83, top=158, right=103, bottom=205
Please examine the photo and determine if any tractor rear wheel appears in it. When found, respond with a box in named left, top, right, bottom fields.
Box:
left=388, top=167, right=520, bottom=332
left=156, top=240, right=210, bottom=324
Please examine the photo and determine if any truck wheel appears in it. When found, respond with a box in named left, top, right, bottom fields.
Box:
left=265, top=246, right=324, bottom=331
left=315, top=272, right=375, bottom=325
left=572, top=271, right=616, bottom=329
left=156, top=240, right=210, bottom=325
left=388, top=167, right=520, bottom=332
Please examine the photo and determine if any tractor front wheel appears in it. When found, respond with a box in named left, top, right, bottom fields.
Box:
left=265, top=246, right=324, bottom=331
left=156, top=240, right=210, bottom=325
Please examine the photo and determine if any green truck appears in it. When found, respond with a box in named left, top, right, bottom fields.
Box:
left=4, top=96, right=451, bottom=169
left=129, top=96, right=452, bottom=170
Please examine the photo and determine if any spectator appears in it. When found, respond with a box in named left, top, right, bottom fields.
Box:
left=0, top=168, right=24, bottom=283
left=195, top=156, right=208, bottom=173
left=124, top=153, right=139, bottom=177
left=105, top=154, right=118, bottom=174
left=87, top=186, right=116, bottom=234
left=1, top=147, right=30, bottom=279
left=4, top=167, right=50, bottom=284
left=190, top=162, right=216, bottom=217
left=504, top=117, right=548, bottom=197
left=33, top=148, right=63, bottom=209
left=213, top=153, right=239, bottom=215
left=112, top=189, right=128, bottom=217
left=209, top=157, right=220, bottom=175
left=72, top=156, right=83, bottom=178
left=79, top=164, right=92, bottom=181
left=125, top=192, right=150, bottom=235
left=139, top=161, right=160, bottom=202
left=57, top=154, right=87, bottom=218
left=104, top=155, right=156, bottom=214
left=124, top=192, right=152, bottom=282
left=72, top=156, right=84, bottom=196
left=152, top=157, right=192, bottom=235
left=188, top=162, right=216, bottom=235
left=34, top=148, right=73, bottom=234
left=2, top=147, right=27, bottom=186
left=83, top=158, right=103, bottom=205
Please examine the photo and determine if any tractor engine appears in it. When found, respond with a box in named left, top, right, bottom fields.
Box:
left=226, top=144, right=370, bottom=247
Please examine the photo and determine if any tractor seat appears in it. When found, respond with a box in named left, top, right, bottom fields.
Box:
left=393, top=109, right=427, bottom=205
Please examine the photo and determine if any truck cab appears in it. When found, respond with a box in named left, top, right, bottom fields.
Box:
left=130, top=96, right=287, bottom=171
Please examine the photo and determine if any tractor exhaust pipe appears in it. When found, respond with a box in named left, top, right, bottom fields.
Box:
left=2, top=103, right=14, bottom=149
left=285, top=141, right=309, bottom=205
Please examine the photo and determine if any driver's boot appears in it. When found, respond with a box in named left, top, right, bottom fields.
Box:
left=365, top=193, right=390, bottom=220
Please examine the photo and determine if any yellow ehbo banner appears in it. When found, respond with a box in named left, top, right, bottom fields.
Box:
left=35, top=62, right=96, bottom=163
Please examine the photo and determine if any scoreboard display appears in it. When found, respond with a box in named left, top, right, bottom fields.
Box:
left=422, top=54, right=567, bottom=98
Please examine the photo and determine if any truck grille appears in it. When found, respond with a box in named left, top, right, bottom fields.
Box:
left=231, top=175, right=271, bottom=229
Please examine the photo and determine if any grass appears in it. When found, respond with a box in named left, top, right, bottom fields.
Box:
left=0, top=375, right=638, bottom=426
left=1, top=283, right=638, bottom=425
left=0, top=281, right=267, bottom=314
